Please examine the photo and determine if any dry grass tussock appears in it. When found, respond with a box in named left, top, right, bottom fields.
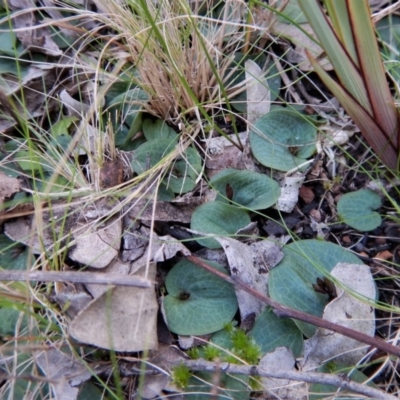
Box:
left=91, top=0, right=248, bottom=126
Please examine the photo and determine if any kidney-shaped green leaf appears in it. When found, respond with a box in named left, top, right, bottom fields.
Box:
left=249, top=109, right=317, bottom=171
left=164, top=146, right=202, bottom=194
left=0, top=234, right=32, bottom=271
left=132, top=138, right=202, bottom=194
left=191, top=202, right=251, bottom=249
left=309, top=362, right=374, bottom=400
left=337, top=189, right=382, bottom=232
left=210, top=169, right=280, bottom=210
left=108, top=88, right=148, bottom=147
left=249, top=307, right=303, bottom=357
left=142, top=118, right=177, bottom=142
left=268, top=239, right=362, bottom=337
left=186, top=371, right=249, bottom=400
left=131, top=138, right=177, bottom=174
left=163, top=258, right=238, bottom=335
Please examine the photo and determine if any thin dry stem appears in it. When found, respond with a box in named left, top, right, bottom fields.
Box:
left=177, top=359, right=397, bottom=400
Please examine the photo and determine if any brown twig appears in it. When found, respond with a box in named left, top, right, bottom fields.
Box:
left=0, top=270, right=151, bottom=288
left=187, top=255, right=400, bottom=358
left=177, top=359, right=396, bottom=400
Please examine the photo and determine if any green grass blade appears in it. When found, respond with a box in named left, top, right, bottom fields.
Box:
left=347, top=0, right=399, bottom=148
left=324, top=0, right=358, bottom=64
left=308, top=51, right=399, bottom=171
left=298, top=0, right=370, bottom=111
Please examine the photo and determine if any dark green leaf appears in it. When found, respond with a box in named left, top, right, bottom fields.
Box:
left=190, top=202, right=251, bottom=249
left=164, top=258, right=238, bottom=335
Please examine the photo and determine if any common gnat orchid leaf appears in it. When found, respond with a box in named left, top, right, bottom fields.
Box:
left=268, top=239, right=362, bottom=337
left=249, top=307, right=303, bottom=357
left=210, top=169, right=280, bottom=210
left=190, top=202, right=251, bottom=249
left=163, top=258, right=238, bottom=335
left=337, top=189, right=382, bottom=232
left=249, top=109, right=317, bottom=172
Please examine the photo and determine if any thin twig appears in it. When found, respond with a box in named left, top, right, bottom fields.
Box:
left=177, top=359, right=396, bottom=400
left=0, top=270, right=151, bottom=288
left=187, top=255, right=400, bottom=358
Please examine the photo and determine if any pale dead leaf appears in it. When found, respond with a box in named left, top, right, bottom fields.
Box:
left=303, top=263, right=376, bottom=369
left=85, top=259, right=131, bottom=299
left=1, top=69, right=59, bottom=129
left=2, top=66, right=48, bottom=96
left=128, top=198, right=205, bottom=224
left=59, top=89, right=91, bottom=117
left=139, top=344, right=187, bottom=398
left=35, top=348, right=92, bottom=400
left=122, top=224, right=148, bottom=263
left=4, top=201, right=117, bottom=254
left=127, top=230, right=190, bottom=275
left=203, top=132, right=248, bottom=175
left=275, top=173, right=305, bottom=213
left=69, top=262, right=158, bottom=352
left=321, top=125, right=357, bottom=148
left=178, top=336, right=195, bottom=350
left=154, top=235, right=191, bottom=262
left=139, top=374, right=170, bottom=399
left=5, top=215, right=55, bottom=254
left=245, top=59, right=270, bottom=125
left=214, top=237, right=283, bottom=320
left=259, top=347, right=307, bottom=400
left=14, top=12, right=62, bottom=56
left=273, top=22, right=332, bottom=71
left=7, top=0, right=35, bottom=9
left=194, top=248, right=228, bottom=268
left=69, top=216, right=122, bottom=269
left=52, top=285, right=93, bottom=319
left=0, top=171, right=21, bottom=205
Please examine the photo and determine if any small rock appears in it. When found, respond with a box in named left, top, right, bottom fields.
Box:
left=299, top=185, right=315, bottom=204
left=374, top=250, right=393, bottom=261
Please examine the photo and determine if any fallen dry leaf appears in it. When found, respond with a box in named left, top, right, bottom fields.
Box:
left=203, top=132, right=248, bottom=175
left=14, top=12, right=62, bottom=56
left=245, top=59, right=270, bottom=124
left=100, top=159, right=124, bottom=188
left=4, top=200, right=120, bottom=254
left=5, top=215, right=55, bottom=254
left=35, top=347, right=92, bottom=400
left=85, top=259, right=131, bottom=299
left=52, top=285, right=93, bottom=319
left=0, top=171, right=21, bottom=206
left=122, top=223, right=149, bottom=262
left=69, top=262, right=158, bottom=352
left=128, top=198, right=205, bottom=224
left=273, top=22, right=332, bottom=72
left=214, top=236, right=283, bottom=320
left=69, top=216, right=122, bottom=269
left=276, top=173, right=305, bottom=213
left=259, top=347, right=307, bottom=400
left=302, top=262, right=376, bottom=368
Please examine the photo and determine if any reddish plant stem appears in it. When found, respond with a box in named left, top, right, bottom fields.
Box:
left=186, top=255, right=400, bottom=358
